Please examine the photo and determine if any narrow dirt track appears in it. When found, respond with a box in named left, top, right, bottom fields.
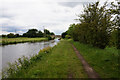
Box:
left=72, top=44, right=100, bottom=79
left=68, top=71, right=73, bottom=78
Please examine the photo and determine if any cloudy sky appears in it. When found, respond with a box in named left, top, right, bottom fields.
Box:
left=0, top=0, right=115, bottom=35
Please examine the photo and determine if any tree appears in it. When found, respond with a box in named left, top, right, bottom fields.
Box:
left=44, top=29, right=50, bottom=36
left=65, top=35, right=71, bottom=39
left=109, top=29, right=118, bottom=47
left=15, top=34, right=20, bottom=37
left=37, top=30, right=43, bottom=37
left=67, top=24, right=75, bottom=37
left=61, top=31, right=67, bottom=38
left=2, top=35, right=7, bottom=37
left=23, top=33, right=27, bottom=37
left=67, top=1, right=113, bottom=49
left=109, top=0, right=120, bottom=49
left=7, top=33, right=15, bottom=38
left=26, top=29, right=38, bottom=38
left=50, top=32, right=55, bottom=35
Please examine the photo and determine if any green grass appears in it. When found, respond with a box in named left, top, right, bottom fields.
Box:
left=69, top=39, right=119, bottom=78
left=3, top=40, right=87, bottom=78
left=1, top=37, right=48, bottom=45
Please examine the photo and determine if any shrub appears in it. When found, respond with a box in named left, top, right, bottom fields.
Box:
left=65, top=35, right=71, bottom=39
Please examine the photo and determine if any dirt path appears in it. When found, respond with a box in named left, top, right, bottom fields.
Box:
left=72, top=44, right=100, bottom=78
left=68, top=70, right=73, bottom=78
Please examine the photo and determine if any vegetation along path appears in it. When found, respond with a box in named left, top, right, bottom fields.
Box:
left=3, top=39, right=119, bottom=78
left=72, top=44, right=100, bottom=78
left=7, top=40, right=87, bottom=78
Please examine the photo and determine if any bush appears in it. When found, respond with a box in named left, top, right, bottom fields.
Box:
left=61, top=31, right=67, bottom=38
left=47, top=35, right=52, bottom=40
left=65, top=35, right=71, bottom=39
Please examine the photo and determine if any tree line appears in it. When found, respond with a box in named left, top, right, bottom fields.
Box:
left=62, top=1, right=119, bottom=49
left=1, top=29, right=55, bottom=39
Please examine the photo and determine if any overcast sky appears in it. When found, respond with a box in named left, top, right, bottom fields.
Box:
left=0, top=0, right=116, bottom=35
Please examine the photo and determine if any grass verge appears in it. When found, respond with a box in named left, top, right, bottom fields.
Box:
left=2, top=40, right=87, bottom=78
left=69, top=39, right=119, bottom=78
left=1, top=37, right=48, bottom=45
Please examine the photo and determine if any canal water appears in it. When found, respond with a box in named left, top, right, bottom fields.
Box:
left=0, top=38, right=59, bottom=77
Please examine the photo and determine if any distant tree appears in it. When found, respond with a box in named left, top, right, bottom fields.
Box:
left=50, top=32, right=55, bottom=35
left=67, top=24, right=75, bottom=37
left=61, top=31, right=67, bottom=38
left=7, top=33, right=15, bottom=38
left=47, top=35, right=52, bottom=40
left=26, top=29, right=38, bottom=38
left=37, top=30, right=43, bottom=37
left=44, top=29, right=51, bottom=36
left=22, top=33, right=27, bottom=37
left=15, top=34, right=20, bottom=37
left=2, top=35, right=7, bottom=37
left=22, top=28, right=55, bottom=39
left=65, top=35, right=71, bottom=39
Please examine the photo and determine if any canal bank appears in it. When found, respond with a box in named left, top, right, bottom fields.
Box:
left=1, top=38, right=59, bottom=78
left=2, top=39, right=87, bottom=78
left=1, top=38, right=48, bottom=45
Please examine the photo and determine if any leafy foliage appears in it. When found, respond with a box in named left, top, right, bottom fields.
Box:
left=108, top=0, right=120, bottom=49
left=23, top=29, right=43, bottom=38
left=7, top=33, right=16, bottom=38
left=61, top=31, right=67, bottom=39
left=1, top=28, right=55, bottom=39
left=67, top=1, right=119, bottom=49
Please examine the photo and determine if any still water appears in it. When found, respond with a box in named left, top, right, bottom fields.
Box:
left=0, top=38, right=59, bottom=73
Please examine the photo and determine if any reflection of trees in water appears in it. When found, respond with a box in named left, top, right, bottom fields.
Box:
left=43, top=40, right=57, bottom=48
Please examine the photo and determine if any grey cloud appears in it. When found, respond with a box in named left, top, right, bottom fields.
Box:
left=58, top=2, right=92, bottom=8
left=1, top=0, right=93, bottom=35
left=0, top=13, right=14, bottom=18
left=2, top=26, right=27, bottom=33
left=0, top=15, right=13, bottom=18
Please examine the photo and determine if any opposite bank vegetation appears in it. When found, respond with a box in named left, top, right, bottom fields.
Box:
left=1, top=29, right=55, bottom=45
left=0, top=37, right=48, bottom=45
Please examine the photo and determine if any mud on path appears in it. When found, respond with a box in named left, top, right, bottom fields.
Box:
left=72, top=44, right=100, bottom=78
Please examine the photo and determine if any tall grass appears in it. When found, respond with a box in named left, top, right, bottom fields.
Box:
left=1, top=37, right=48, bottom=45
left=70, top=39, right=120, bottom=78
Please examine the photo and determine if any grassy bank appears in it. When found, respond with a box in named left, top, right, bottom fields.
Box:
left=1, top=37, right=48, bottom=45
left=70, top=39, right=119, bottom=78
left=2, top=40, right=87, bottom=78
